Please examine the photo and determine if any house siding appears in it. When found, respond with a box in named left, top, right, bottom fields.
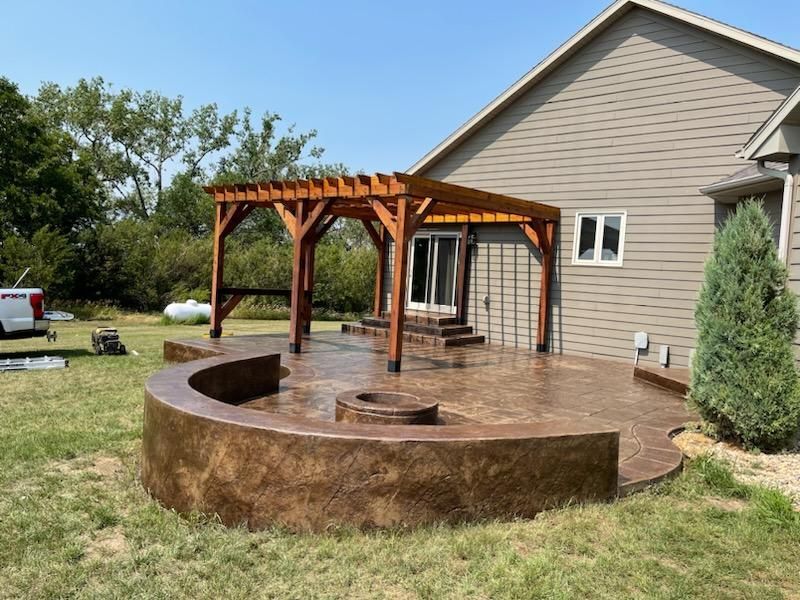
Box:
left=786, top=172, right=800, bottom=358
left=416, top=7, right=800, bottom=367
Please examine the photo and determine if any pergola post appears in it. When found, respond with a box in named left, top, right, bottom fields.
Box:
left=288, top=200, right=307, bottom=353
left=209, top=203, right=226, bottom=338
left=374, top=225, right=386, bottom=317
left=302, top=241, right=316, bottom=335
left=360, top=220, right=387, bottom=318
left=387, top=196, right=411, bottom=372
left=536, top=222, right=556, bottom=352
left=455, top=224, right=469, bottom=324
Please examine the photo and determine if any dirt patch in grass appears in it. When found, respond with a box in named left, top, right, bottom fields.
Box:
left=52, top=455, right=125, bottom=479
left=674, top=431, right=800, bottom=508
left=88, top=456, right=125, bottom=478
left=84, top=526, right=129, bottom=561
left=705, top=496, right=747, bottom=512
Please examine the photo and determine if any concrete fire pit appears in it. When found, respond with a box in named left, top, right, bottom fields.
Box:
left=335, top=390, right=438, bottom=425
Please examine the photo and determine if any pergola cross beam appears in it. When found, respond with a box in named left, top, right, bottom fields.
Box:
left=370, top=198, right=397, bottom=239
left=300, top=199, right=334, bottom=241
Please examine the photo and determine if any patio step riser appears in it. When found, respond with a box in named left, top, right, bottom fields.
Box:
left=361, top=318, right=472, bottom=337
left=379, top=311, right=459, bottom=327
left=342, top=324, right=485, bottom=347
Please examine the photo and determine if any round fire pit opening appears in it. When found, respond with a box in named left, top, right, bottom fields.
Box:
left=336, top=390, right=438, bottom=425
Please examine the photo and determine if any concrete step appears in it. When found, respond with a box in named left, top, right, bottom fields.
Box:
left=379, top=310, right=459, bottom=327
left=361, top=317, right=473, bottom=337
left=342, top=323, right=485, bottom=347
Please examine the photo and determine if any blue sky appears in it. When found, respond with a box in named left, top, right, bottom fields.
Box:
left=2, top=0, right=798, bottom=174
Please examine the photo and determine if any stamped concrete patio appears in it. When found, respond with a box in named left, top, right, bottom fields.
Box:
left=167, top=330, right=693, bottom=495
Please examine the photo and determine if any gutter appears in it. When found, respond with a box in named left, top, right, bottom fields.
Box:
left=757, top=160, right=794, bottom=264
left=698, top=172, right=776, bottom=197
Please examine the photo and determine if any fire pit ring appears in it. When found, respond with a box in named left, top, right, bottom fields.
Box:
left=335, top=390, right=438, bottom=425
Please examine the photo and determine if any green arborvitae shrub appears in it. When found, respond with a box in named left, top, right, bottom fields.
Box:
left=691, top=200, right=800, bottom=451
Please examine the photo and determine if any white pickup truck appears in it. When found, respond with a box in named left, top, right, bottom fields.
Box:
left=0, top=287, right=53, bottom=340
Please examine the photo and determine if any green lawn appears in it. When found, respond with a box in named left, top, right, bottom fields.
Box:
left=1, top=319, right=799, bottom=599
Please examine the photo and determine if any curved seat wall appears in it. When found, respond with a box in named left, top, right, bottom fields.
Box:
left=141, top=351, right=620, bottom=531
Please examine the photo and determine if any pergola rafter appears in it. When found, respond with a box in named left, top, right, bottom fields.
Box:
left=204, top=172, right=560, bottom=372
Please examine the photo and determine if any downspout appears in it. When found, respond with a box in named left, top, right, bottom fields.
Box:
left=757, top=160, right=793, bottom=264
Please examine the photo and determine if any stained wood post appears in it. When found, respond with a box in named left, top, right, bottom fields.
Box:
left=209, top=203, right=226, bottom=338
left=289, top=200, right=307, bottom=353
left=536, top=221, right=556, bottom=352
left=455, top=224, right=470, bottom=324
left=374, top=225, right=386, bottom=317
left=303, top=239, right=316, bottom=334
left=388, top=196, right=411, bottom=372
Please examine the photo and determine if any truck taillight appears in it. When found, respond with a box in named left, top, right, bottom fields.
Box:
left=30, top=292, right=44, bottom=320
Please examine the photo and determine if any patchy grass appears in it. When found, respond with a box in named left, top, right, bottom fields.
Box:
left=1, top=320, right=799, bottom=599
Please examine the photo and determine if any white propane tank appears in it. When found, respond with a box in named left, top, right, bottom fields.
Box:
left=163, top=299, right=212, bottom=322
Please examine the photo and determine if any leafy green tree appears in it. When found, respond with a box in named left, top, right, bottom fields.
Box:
left=151, top=172, right=215, bottom=236
left=37, top=77, right=237, bottom=219
left=691, top=200, right=800, bottom=451
left=2, top=73, right=372, bottom=314
left=0, top=77, right=103, bottom=241
left=213, top=108, right=348, bottom=241
left=0, top=227, right=74, bottom=296
left=73, top=220, right=159, bottom=309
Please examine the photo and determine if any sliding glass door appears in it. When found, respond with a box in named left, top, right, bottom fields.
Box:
left=407, top=233, right=459, bottom=314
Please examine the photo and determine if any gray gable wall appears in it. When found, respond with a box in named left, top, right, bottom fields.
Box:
left=412, top=7, right=800, bottom=366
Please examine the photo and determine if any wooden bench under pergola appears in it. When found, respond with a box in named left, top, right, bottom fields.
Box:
left=203, top=172, right=560, bottom=372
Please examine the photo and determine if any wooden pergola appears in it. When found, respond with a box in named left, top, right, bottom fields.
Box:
left=203, top=172, right=560, bottom=372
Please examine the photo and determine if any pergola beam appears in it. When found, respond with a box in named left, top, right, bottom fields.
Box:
left=315, top=215, right=338, bottom=240
left=393, top=172, right=559, bottom=221
left=273, top=202, right=297, bottom=238
left=300, top=199, right=333, bottom=240
left=361, top=219, right=383, bottom=249
left=205, top=172, right=560, bottom=224
left=220, top=203, right=254, bottom=237
left=370, top=198, right=397, bottom=240
left=409, top=198, right=438, bottom=237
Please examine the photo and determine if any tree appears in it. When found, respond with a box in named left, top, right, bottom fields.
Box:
left=0, top=227, right=74, bottom=296
left=36, top=77, right=237, bottom=219
left=0, top=77, right=103, bottom=241
left=151, top=172, right=215, bottom=236
left=691, top=200, right=800, bottom=451
left=213, top=109, right=348, bottom=241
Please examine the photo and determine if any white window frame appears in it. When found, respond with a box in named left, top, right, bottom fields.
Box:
left=572, top=211, right=627, bottom=267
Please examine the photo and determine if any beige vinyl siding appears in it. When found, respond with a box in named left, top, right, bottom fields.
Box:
left=419, top=7, right=800, bottom=367
left=761, top=191, right=783, bottom=247
left=464, top=226, right=542, bottom=347
left=787, top=177, right=800, bottom=359
left=381, top=240, right=395, bottom=314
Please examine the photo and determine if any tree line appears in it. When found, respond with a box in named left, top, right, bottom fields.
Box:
left=0, top=76, right=375, bottom=315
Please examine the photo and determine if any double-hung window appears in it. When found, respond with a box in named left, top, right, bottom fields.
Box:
left=572, top=212, right=626, bottom=266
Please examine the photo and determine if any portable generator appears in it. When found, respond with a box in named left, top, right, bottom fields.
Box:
left=91, top=327, right=127, bottom=355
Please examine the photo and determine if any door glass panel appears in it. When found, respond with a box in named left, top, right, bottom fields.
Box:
left=410, top=238, right=430, bottom=303
left=601, top=216, right=621, bottom=261
left=433, top=238, right=457, bottom=306
left=577, top=216, right=597, bottom=260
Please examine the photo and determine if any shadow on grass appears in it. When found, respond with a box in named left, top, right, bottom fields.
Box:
left=0, top=348, right=95, bottom=360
